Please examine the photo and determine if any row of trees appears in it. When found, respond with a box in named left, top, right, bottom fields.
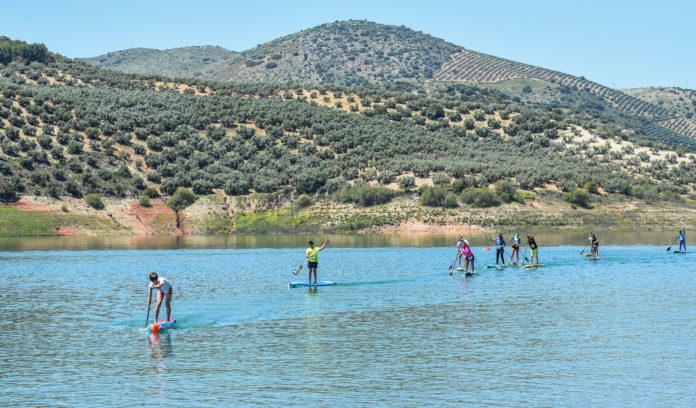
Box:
left=0, top=38, right=48, bottom=65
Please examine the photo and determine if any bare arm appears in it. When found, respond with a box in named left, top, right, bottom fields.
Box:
left=318, top=240, right=329, bottom=251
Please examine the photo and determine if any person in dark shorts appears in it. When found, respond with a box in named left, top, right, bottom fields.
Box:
left=510, top=232, right=521, bottom=264
left=306, top=240, right=329, bottom=284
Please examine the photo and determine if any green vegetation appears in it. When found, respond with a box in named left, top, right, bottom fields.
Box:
left=460, top=187, right=501, bottom=208
left=0, top=37, right=48, bottom=64
left=337, top=185, right=395, bottom=207
left=562, top=188, right=591, bottom=208
left=167, top=188, right=197, bottom=212
left=0, top=205, right=120, bottom=235
left=139, top=194, right=151, bottom=207
left=0, top=31, right=694, bottom=237
left=85, top=193, right=104, bottom=210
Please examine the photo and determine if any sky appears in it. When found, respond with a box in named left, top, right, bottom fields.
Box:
left=3, top=0, right=694, bottom=89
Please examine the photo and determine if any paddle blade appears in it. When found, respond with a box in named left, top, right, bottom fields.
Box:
left=293, top=265, right=303, bottom=275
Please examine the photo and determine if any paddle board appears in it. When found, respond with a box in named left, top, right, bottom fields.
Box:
left=289, top=281, right=336, bottom=288
left=588, top=257, right=601, bottom=261
left=584, top=253, right=592, bottom=257
left=463, top=270, right=475, bottom=277
left=149, top=318, right=176, bottom=332
left=486, top=264, right=512, bottom=269
left=523, top=264, right=545, bottom=268
left=673, top=250, right=688, bottom=253
left=456, top=267, right=466, bottom=271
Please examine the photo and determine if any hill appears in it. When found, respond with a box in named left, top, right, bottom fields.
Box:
left=2, top=37, right=696, bottom=235
left=78, top=46, right=237, bottom=78
left=80, top=20, right=696, bottom=147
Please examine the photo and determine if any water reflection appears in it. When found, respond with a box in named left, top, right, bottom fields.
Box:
left=0, top=230, right=684, bottom=252
left=148, top=331, right=173, bottom=376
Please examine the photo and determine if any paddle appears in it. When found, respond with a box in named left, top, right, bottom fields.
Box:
left=580, top=242, right=589, bottom=255
left=448, top=254, right=459, bottom=275
left=146, top=291, right=151, bottom=328
left=292, top=260, right=308, bottom=275
left=666, top=236, right=679, bottom=252
left=503, top=246, right=528, bottom=264
left=522, top=246, right=529, bottom=265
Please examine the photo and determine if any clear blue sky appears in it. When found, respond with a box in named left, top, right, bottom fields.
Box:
left=3, top=0, right=694, bottom=89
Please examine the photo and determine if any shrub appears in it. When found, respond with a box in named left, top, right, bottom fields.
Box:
left=452, top=178, right=472, bottom=193
left=376, top=171, right=395, bottom=185
left=584, top=181, right=599, bottom=194
left=325, top=176, right=348, bottom=194
left=192, top=179, right=213, bottom=195
left=143, top=187, right=159, bottom=198
left=167, top=188, right=197, bottom=211
left=460, top=187, right=501, bottom=208
left=139, top=194, right=151, bottom=207
left=562, top=188, right=591, bottom=208
left=292, top=171, right=325, bottom=194
left=296, top=194, right=313, bottom=208
left=432, top=173, right=450, bottom=186
left=337, top=185, right=395, bottom=207
left=494, top=179, right=518, bottom=203
left=85, top=193, right=104, bottom=210
left=419, top=186, right=447, bottom=207
left=443, top=193, right=459, bottom=208
left=397, top=175, right=416, bottom=190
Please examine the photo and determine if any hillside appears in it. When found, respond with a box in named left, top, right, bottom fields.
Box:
left=2, top=37, right=696, bottom=235
left=79, top=46, right=237, bottom=78
left=623, top=87, right=696, bottom=119
left=79, top=20, right=696, bottom=147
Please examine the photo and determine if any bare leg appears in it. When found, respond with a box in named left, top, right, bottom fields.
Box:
left=154, top=291, right=163, bottom=322
left=165, top=298, right=171, bottom=320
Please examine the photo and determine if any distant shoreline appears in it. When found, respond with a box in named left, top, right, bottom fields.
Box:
left=1, top=192, right=694, bottom=237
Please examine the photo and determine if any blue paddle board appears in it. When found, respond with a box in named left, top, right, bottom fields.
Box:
left=523, top=264, right=545, bottom=268
left=588, top=257, right=601, bottom=261
left=673, top=251, right=688, bottom=253
left=289, top=281, right=336, bottom=288
left=149, top=318, right=176, bottom=332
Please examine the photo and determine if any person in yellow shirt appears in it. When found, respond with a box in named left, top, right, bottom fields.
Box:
left=306, top=240, right=329, bottom=284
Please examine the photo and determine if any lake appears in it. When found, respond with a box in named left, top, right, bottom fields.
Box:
left=1, top=237, right=695, bottom=406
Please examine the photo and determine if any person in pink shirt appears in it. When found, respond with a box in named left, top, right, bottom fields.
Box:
left=451, top=239, right=475, bottom=275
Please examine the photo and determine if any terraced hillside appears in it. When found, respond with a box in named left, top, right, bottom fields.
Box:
left=79, top=46, right=237, bottom=78
left=435, top=50, right=667, bottom=118
left=434, top=50, right=696, bottom=142
left=624, top=87, right=696, bottom=118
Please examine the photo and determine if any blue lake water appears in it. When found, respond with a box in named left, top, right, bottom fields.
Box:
left=1, top=244, right=695, bottom=407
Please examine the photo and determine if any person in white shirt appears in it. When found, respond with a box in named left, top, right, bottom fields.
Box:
left=147, top=272, right=173, bottom=324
